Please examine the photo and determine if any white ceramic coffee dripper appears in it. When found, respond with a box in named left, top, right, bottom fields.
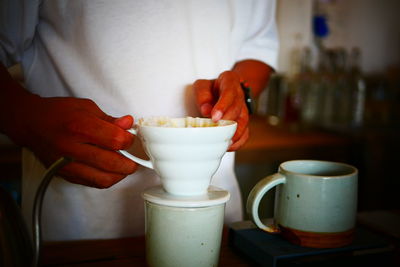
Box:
left=119, top=117, right=237, bottom=196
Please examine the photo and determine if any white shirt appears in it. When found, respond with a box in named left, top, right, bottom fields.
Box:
left=1, top=0, right=278, bottom=240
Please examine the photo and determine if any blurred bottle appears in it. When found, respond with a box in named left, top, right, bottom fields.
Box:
left=316, top=48, right=352, bottom=130
left=333, top=48, right=352, bottom=128
left=282, top=46, right=303, bottom=130
left=348, top=47, right=366, bottom=128
left=283, top=80, right=301, bottom=130
left=297, top=47, right=320, bottom=128
left=264, top=73, right=286, bottom=126
left=317, top=48, right=335, bottom=129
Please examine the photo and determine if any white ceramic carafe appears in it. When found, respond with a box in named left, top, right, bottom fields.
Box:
left=142, top=186, right=230, bottom=267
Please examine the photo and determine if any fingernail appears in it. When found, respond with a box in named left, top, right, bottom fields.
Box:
left=212, top=110, right=223, bottom=122
left=200, top=103, right=212, bottom=116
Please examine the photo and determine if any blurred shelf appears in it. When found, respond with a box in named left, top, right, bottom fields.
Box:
left=236, top=115, right=355, bottom=163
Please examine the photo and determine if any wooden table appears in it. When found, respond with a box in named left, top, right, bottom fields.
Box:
left=39, top=221, right=400, bottom=267
left=40, top=228, right=252, bottom=266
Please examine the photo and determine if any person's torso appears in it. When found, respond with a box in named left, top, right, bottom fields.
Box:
left=23, top=0, right=252, bottom=118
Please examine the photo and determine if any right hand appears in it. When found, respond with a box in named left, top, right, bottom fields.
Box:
left=16, top=96, right=138, bottom=188
left=193, top=71, right=249, bottom=151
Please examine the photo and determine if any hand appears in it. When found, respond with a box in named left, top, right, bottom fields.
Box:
left=193, top=71, right=249, bottom=151
left=18, top=96, right=138, bottom=188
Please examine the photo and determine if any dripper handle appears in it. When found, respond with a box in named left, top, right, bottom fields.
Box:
left=119, top=128, right=154, bottom=169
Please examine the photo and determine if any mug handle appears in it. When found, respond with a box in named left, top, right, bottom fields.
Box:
left=118, top=128, right=154, bottom=169
left=246, top=173, right=286, bottom=233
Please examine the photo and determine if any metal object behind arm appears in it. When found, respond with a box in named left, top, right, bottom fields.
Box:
left=31, top=157, right=72, bottom=267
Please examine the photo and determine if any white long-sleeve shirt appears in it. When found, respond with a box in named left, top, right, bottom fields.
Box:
left=0, top=0, right=278, bottom=240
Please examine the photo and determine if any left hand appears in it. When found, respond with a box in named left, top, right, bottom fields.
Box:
left=193, top=71, right=249, bottom=151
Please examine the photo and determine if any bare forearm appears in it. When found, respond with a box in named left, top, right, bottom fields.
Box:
left=0, top=64, right=40, bottom=145
left=232, top=59, right=274, bottom=98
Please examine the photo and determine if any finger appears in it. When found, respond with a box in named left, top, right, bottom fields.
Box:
left=228, top=127, right=249, bottom=152
left=193, top=79, right=215, bottom=117
left=231, top=104, right=249, bottom=142
left=59, top=161, right=127, bottom=189
left=220, top=96, right=245, bottom=122
left=64, top=143, right=138, bottom=175
left=211, top=85, right=236, bottom=121
left=211, top=73, right=241, bottom=121
left=64, top=115, right=134, bottom=150
left=113, top=115, right=134, bottom=130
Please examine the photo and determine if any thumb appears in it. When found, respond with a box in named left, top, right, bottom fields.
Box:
left=112, top=115, right=134, bottom=130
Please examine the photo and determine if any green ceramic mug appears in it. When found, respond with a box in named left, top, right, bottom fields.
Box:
left=247, top=160, right=358, bottom=248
